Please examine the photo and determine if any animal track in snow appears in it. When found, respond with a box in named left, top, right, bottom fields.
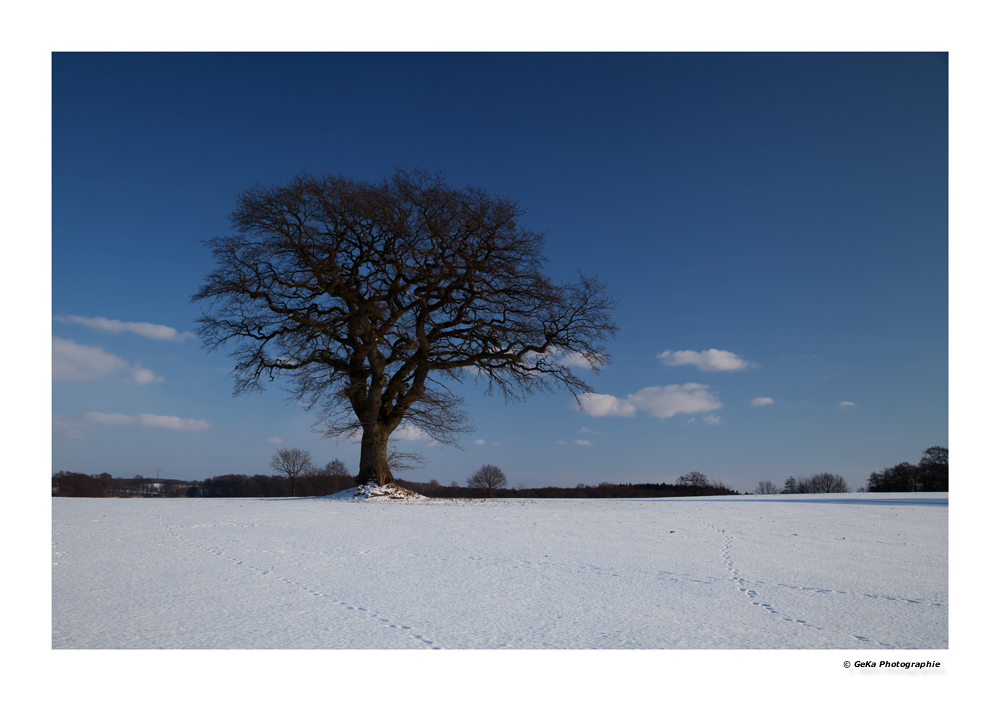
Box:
left=151, top=510, right=439, bottom=648
left=777, top=583, right=944, bottom=608
left=705, top=520, right=940, bottom=648
left=707, top=522, right=827, bottom=633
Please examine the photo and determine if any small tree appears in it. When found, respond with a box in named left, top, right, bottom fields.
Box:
left=269, top=448, right=314, bottom=496
left=710, top=478, right=732, bottom=492
left=808, top=472, right=849, bottom=493
left=781, top=476, right=798, bottom=494
left=321, top=458, right=354, bottom=493
left=467, top=464, right=508, bottom=498
left=753, top=480, right=780, bottom=495
left=677, top=471, right=709, bottom=489
left=676, top=471, right=710, bottom=495
left=300, top=457, right=353, bottom=495
left=322, top=457, right=349, bottom=477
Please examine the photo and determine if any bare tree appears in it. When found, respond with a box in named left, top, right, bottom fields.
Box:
left=808, top=472, right=849, bottom=493
left=301, top=457, right=355, bottom=495
left=753, top=480, right=780, bottom=495
left=677, top=471, right=709, bottom=489
left=467, top=464, right=508, bottom=498
left=194, top=169, right=617, bottom=485
left=269, top=448, right=314, bottom=496
left=321, top=457, right=350, bottom=479
left=710, top=478, right=732, bottom=492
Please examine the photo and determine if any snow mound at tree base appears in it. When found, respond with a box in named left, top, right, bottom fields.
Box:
left=327, top=482, right=430, bottom=502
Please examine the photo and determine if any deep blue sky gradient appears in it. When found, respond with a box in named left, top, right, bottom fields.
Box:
left=52, top=53, right=947, bottom=490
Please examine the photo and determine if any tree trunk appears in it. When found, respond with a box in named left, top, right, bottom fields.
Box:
left=356, top=424, right=394, bottom=486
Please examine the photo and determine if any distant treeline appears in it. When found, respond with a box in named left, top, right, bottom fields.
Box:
left=52, top=472, right=737, bottom=499
left=397, top=480, right=740, bottom=499
left=53, top=447, right=947, bottom=499
left=197, top=471, right=354, bottom=498
left=51, top=472, right=192, bottom=498
left=51, top=470, right=353, bottom=498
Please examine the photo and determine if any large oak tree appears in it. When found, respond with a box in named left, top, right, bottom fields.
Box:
left=194, top=169, right=617, bottom=485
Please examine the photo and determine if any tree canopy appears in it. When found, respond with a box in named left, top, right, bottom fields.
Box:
left=193, top=169, right=617, bottom=485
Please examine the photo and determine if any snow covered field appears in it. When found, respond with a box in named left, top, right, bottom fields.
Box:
left=52, top=492, right=946, bottom=650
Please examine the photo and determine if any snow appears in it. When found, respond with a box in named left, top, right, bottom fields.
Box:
left=52, top=492, right=946, bottom=651
left=328, top=482, right=431, bottom=501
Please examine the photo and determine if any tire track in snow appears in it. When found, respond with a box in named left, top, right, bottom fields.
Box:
left=151, top=508, right=439, bottom=649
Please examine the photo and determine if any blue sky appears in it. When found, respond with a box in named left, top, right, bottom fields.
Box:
left=51, top=52, right=948, bottom=491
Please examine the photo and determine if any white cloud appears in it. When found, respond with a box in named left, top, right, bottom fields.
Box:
left=55, top=315, right=196, bottom=342
left=839, top=401, right=856, bottom=408
left=491, top=442, right=501, bottom=446
left=53, top=336, right=128, bottom=381
left=703, top=414, right=722, bottom=425
left=751, top=397, right=774, bottom=407
left=52, top=336, right=163, bottom=384
left=83, top=412, right=136, bottom=426
left=80, top=412, right=212, bottom=431
left=574, top=440, right=593, bottom=446
left=137, top=414, right=212, bottom=431
left=628, top=385, right=723, bottom=417
left=579, top=427, right=592, bottom=434
left=393, top=424, right=432, bottom=441
left=575, top=384, right=723, bottom=419
left=555, top=440, right=569, bottom=445
left=129, top=366, right=165, bottom=385
left=388, top=423, right=439, bottom=446
left=552, top=349, right=593, bottom=369
left=657, top=349, right=752, bottom=372
left=472, top=439, right=487, bottom=445
left=575, top=393, right=636, bottom=417
left=265, top=437, right=284, bottom=444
